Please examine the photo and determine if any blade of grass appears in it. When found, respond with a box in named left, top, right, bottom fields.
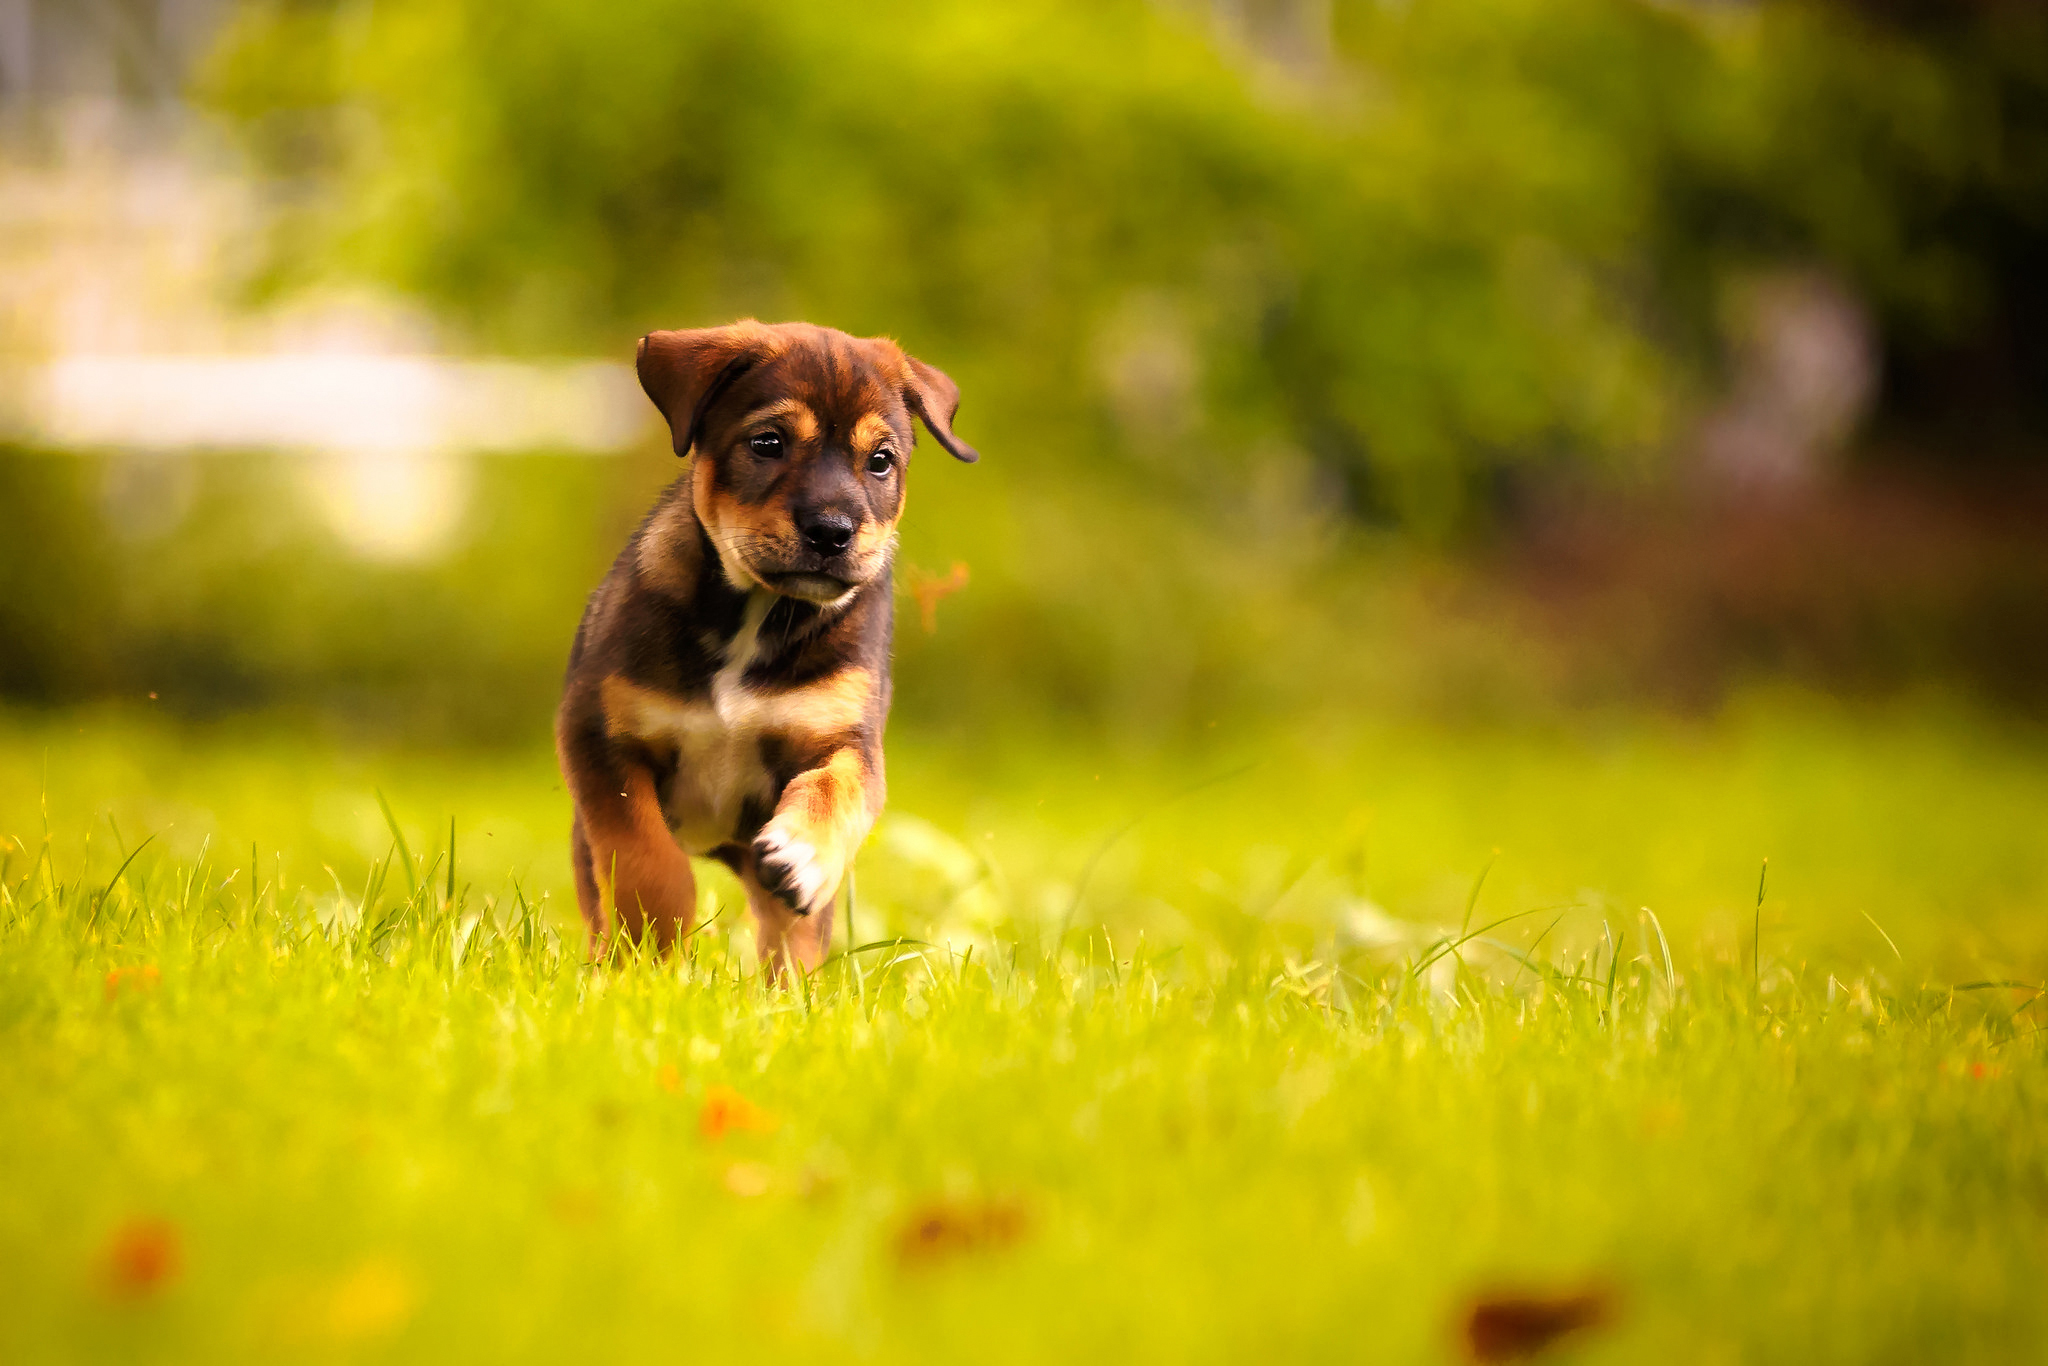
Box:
left=1482, top=937, right=1604, bottom=990
left=1412, top=906, right=1545, bottom=978
left=1860, top=909, right=1903, bottom=965
left=1460, top=849, right=1499, bottom=939
left=376, top=790, right=417, bottom=898
left=1754, top=858, right=1769, bottom=993
left=1606, top=929, right=1625, bottom=1019
left=1506, top=912, right=1567, bottom=990
left=86, top=833, right=155, bottom=934
left=1642, top=905, right=1675, bottom=997
left=1057, top=760, right=1256, bottom=945
left=843, top=866, right=857, bottom=953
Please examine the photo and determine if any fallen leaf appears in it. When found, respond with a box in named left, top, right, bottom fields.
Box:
left=102, top=1218, right=181, bottom=1297
left=699, top=1085, right=777, bottom=1139
left=104, top=966, right=160, bottom=1000
left=893, top=1197, right=1029, bottom=1266
left=1463, top=1283, right=1616, bottom=1362
left=904, top=561, right=970, bottom=633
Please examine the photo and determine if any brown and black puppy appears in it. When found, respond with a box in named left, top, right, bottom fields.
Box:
left=556, top=320, right=976, bottom=975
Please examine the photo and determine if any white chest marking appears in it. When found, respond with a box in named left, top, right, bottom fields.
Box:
left=602, top=594, right=868, bottom=855
left=612, top=592, right=772, bottom=852
left=711, top=592, right=776, bottom=726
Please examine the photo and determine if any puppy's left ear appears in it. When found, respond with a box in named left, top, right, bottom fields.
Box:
left=902, top=355, right=979, bottom=463
left=637, top=321, right=781, bottom=457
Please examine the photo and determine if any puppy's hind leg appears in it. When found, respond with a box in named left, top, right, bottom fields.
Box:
left=570, top=815, right=601, bottom=946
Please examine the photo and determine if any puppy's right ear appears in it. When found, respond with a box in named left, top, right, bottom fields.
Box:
left=636, top=321, right=781, bottom=457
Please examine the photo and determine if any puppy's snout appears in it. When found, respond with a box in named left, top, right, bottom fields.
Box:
left=798, top=510, right=856, bottom=556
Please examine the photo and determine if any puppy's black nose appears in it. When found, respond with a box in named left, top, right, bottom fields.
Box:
left=798, top=511, right=856, bottom=555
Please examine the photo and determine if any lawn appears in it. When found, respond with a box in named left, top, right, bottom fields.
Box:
left=2, top=695, right=2046, bottom=1363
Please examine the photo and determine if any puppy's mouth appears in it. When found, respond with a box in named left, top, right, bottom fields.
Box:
left=765, top=571, right=857, bottom=602
left=707, top=527, right=876, bottom=602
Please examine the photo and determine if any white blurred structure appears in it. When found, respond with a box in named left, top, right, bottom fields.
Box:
left=36, top=354, right=642, bottom=458
left=1696, top=270, right=1879, bottom=494
left=30, top=354, right=646, bottom=558
left=0, top=0, right=652, bottom=560
left=0, top=0, right=226, bottom=109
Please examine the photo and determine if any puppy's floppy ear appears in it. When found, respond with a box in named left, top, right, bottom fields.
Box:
left=902, top=355, right=979, bottom=463
left=636, top=321, right=781, bottom=457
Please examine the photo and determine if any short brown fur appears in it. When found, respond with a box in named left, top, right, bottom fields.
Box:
left=556, top=320, right=976, bottom=977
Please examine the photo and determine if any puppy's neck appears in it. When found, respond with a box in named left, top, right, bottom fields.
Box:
left=711, top=589, right=778, bottom=701
left=684, top=520, right=862, bottom=664
left=726, top=589, right=776, bottom=667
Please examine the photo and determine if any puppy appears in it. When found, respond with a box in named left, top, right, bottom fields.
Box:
left=556, top=321, right=976, bottom=974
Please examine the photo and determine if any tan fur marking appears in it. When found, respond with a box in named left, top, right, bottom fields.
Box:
left=739, top=397, right=821, bottom=446
left=853, top=517, right=898, bottom=561
left=600, top=666, right=873, bottom=853
left=634, top=497, right=702, bottom=598
left=693, top=460, right=782, bottom=592
left=605, top=669, right=872, bottom=748
left=851, top=412, right=896, bottom=454
left=766, top=747, right=871, bottom=872
left=602, top=673, right=766, bottom=852
left=762, top=666, right=873, bottom=739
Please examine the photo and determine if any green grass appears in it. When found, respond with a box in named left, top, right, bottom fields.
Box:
left=3, top=696, right=2047, bottom=1363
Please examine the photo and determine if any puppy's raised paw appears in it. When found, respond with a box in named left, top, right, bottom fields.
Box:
left=752, top=824, right=838, bottom=917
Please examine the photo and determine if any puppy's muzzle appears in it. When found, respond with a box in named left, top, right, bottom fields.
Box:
left=750, top=508, right=862, bottom=601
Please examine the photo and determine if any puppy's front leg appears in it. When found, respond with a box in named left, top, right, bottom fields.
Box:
left=558, top=695, right=696, bottom=955
left=749, top=746, right=878, bottom=977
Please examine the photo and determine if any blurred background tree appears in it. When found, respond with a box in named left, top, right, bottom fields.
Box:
left=3, top=0, right=2045, bottom=741
left=203, top=0, right=2048, bottom=489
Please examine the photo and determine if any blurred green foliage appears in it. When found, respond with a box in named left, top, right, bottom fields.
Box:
left=0, top=449, right=649, bottom=736
left=0, top=443, right=1542, bottom=743
left=207, top=0, right=2048, bottom=519
left=10, top=0, right=2048, bottom=731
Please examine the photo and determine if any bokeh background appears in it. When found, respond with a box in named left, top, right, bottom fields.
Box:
left=3, top=0, right=2045, bottom=971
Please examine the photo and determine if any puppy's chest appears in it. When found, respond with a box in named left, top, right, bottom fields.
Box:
left=601, top=597, right=780, bottom=851
left=601, top=594, right=870, bottom=853
left=625, top=689, right=778, bottom=852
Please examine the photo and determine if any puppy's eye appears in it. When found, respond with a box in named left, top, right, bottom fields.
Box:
left=748, top=432, right=783, bottom=457
left=865, top=450, right=894, bottom=477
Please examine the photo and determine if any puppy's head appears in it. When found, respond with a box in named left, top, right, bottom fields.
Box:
left=637, top=320, right=976, bottom=604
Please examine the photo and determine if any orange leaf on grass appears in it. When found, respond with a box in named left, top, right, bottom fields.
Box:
left=1462, top=1283, right=1616, bottom=1361
left=903, top=561, right=969, bottom=634
left=104, top=966, right=160, bottom=1000
left=893, top=1197, right=1030, bottom=1267
left=102, top=1218, right=181, bottom=1297
left=698, top=1085, right=777, bottom=1139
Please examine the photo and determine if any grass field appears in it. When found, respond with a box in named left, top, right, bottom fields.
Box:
left=3, top=695, right=2047, bottom=1363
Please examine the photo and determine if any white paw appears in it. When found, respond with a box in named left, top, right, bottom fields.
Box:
left=753, top=824, right=836, bottom=916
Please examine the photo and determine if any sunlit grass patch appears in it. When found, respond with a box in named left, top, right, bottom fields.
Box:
left=1, top=827, right=2043, bottom=1364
